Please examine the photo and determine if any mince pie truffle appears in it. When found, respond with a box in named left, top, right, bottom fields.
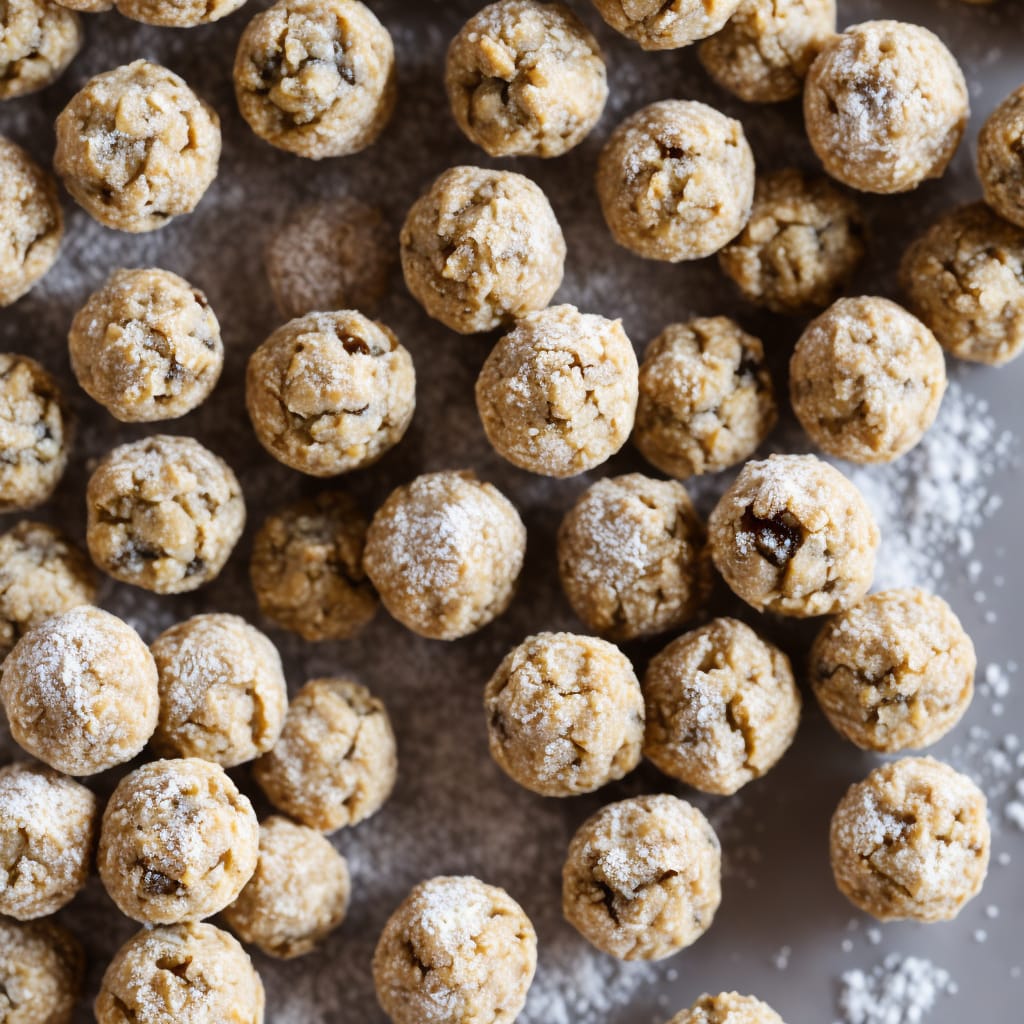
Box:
left=98, top=758, right=259, bottom=925
left=85, top=434, right=245, bottom=594
left=484, top=632, right=644, bottom=797
left=557, top=474, right=711, bottom=640
left=699, top=0, right=835, bottom=104
left=0, top=606, right=159, bottom=776
left=0, top=137, right=63, bottom=307
left=0, top=0, right=81, bottom=100
left=400, top=165, right=565, bottom=334
left=900, top=202, right=1024, bottom=366
left=0, top=354, right=70, bottom=512
left=978, top=84, right=1024, bottom=229
left=563, top=793, right=721, bottom=960
left=597, top=100, right=755, bottom=262
left=643, top=618, right=800, bottom=796
left=476, top=305, right=638, bottom=478
left=667, top=993, right=786, bottom=1024
left=790, top=296, right=947, bottom=464
left=250, top=491, right=378, bottom=642
left=246, top=310, right=415, bottom=477
left=803, top=21, right=968, bottom=194
left=54, top=0, right=111, bottom=9
left=54, top=60, right=221, bottom=233
left=115, top=0, right=245, bottom=27
left=445, top=0, right=608, bottom=158
left=589, top=0, right=742, bottom=50
left=223, top=816, right=351, bottom=959
left=0, top=918, right=84, bottom=1024
left=718, top=169, right=865, bottom=314
left=829, top=756, right=990, bottom=922
left=634, top=317, right=776, bottom=479
left=0, top=761, right=97, bottom=920
left=364, top=470, right=526, bottom=640
left=69, top=268, right=223, bottom=422
left=373, top=875, right=537, bottom=1024
left=233, top=0, right=396, bottom=160
left=810, top=588, right=976, bottom=753
left=253, top=677, right=397, bottom=833
left=95, top=922, right=264, bottom=1024
left=150, top=613, right=288, bottom=767
left=708, top=454, right=879, bottom=618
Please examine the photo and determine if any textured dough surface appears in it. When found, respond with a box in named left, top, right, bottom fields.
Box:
left=0, top=0, right=80, bottom=100
left=115, top=0, right=245, bottom=27
left=590, top=0, right=742, bottom=51
left=978, top=84, right=1024, bottom=229
left=0, top=918, right=83, bottom=1024
left=666, top=992, right=786, bottom=1024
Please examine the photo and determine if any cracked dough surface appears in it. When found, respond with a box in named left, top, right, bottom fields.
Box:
left=900, top=201, right=1024, bottom=366
left=0, top=762, right=97, bottom=920
left=0, top=918, right=83, bottom=1024
left=810, top=588, right=975, bottom=753
left=98, top=757, right=259, bottom=925
left=54, top=59, right=221, bottom=233
left=150, top=613, right=288, bottom=767
left=790, top=296, right=947, bottom=464
left=597, top=99, right=755, bottom=262
left=978, top=84, right=1024, bottom=229
left=562, top=793, right=721, bottom=961
left=0, top=0, right=80, bottom=100
left=708, top=453, right=879, bottom=618
left=666, top=992, right=786, bottom=1024
left=803, top=20, right=969, bottom=194
left=246, top=310, right=415, bottom=477
left=643, top=618, right=801, bottom=796
left=557, top=474, right=711, bottom=640
left=115, top=0, right=245, bottom=27
left=446, top=0, right=607, bottom=158
left=0, top=606, right=158, bottom=776
left=233, top=0, right=396, bottom=160
left=400, top=165, right=565, bottom=334
left=483, top=631, right=644, bottom=797
left=475, top=304, right=638, bottom=478
left=85, top=434, right=245, bottom=594
left=590, top=0, right=742, bottom=51
left=253, top=677, right=397, bottom=833
left=829, top=756, right=990, bottom=922
left=372, top=874, right=537, bottom=1024
left=634, top=317, right=776, bottom=480
left=69, top=267, right=224, bottom=422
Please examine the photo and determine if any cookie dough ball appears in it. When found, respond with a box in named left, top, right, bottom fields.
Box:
left=590, top=0, right=741, bottom=50
left=251, top=491, right=378, bottom=642
left=562, top=794, right=721, bottom=960
left=643, top=618, right=800, bottom=796
left=667, top=993, right=785, bottom=1024
left=265, top=198, right=393, bottom=319
left=0, top=138, right=63, bottom=307
left=234, top=0, right=395, bottom=160
left=254, top=678, right=397, bottom=833
left=476, top=305, right=638, bottom=478
left=400, top=165, right=565, bottom=334
left=223, top=816, right=350, bottom=959
left=0, top=606, right=158, bottom=776
left=54, top=0, right=111, bottom=10
left=484, top=632, right=644, bottom=797
left=0, top=354, right=70, bottom=512
left=373, top=875, right=536, bottom=1024
left=830, top=756, right=990, bottom=922
left=0, top=919, right=83, bottom=1024
left=246, top=311, right=415, bottom=477
left=0, top=762, right=97, bottom=920
left=708, top=454, right=879, bottom=618
left=718, top=169, right=865, bottom=314
left=810, top=589, right=975, bottom=753
left=54, top=60, right=221, bottom=233
left=699, top=0, right=835, bottom=103
left=597, top=100, right=755, bottom=262
left=557, top=475, right=711, bottom=640
left=98, top=758, right=258, bottom=925
left=150, top=614, right=288, bottom=767
left=791, top=296, right=946, bottom=464
left=364, top=471, right=526, bottom=640
left=85, top=434, right=245, bottom=594
left=804, top=21, right=968, bottom=194
left=634, top=317, right=776, bottom=479
left=446, top=0, right=608, bottom=158
left=95, top=922, right=264, bottom=1024
left=0, top=0, right=80, bottom=100
left=900, top=202, right=1024, bottom=366
left=978, top=85, right=1024, bottom=229
left=115, top=0, right=244, bottom=27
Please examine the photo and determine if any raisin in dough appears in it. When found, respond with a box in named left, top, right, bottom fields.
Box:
left=978, top=84, right=1024, bottom=230
left=589, top=0, right=742, bottom=51
left=0, top=0, right=80, bottom=100
left=0, top=918, right=83, bottom=1024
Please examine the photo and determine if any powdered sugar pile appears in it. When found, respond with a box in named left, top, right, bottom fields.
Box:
left=835, top=955, right=957, bottom=1024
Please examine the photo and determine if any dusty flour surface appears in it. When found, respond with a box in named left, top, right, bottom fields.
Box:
left=0, top=1, right=1022, bottom=1022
